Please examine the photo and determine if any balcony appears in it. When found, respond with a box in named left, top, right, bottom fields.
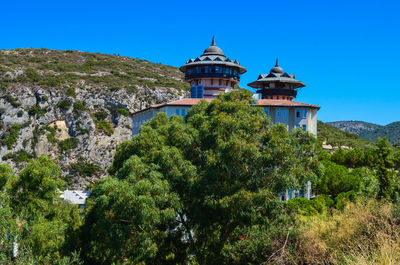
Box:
left=257, top=88, right=297, bottom=98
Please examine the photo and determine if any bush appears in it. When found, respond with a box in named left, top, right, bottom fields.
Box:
left=1, top=94, right=21, bottom=107
left=2, top=150, right=35, bottom=163
left=58, top=137, right=79, bottom=153
left=94, top=111, right=108, bottom=121
left=116, top=108, right=130, bottom=117
left=97, top=120, right=113, bottom=136
left=57, top=99, right=72, bottom=111
left=25, top=68, right=41, bottom=82
left=66, top=87, right=76, bottom=98
left=28, top=105, right=47, bottom=117
left=6, top=124, right=21, bottom=149
left=70, top=161, right=102, bottom=177
left=73, top=101, right=88, bottom=112
left=335, top=190, right=357, bottom=209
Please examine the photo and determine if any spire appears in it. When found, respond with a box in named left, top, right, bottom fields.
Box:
left=275, top=58, right=279, bottom=67
left=211, top=35, right=215, bottom=46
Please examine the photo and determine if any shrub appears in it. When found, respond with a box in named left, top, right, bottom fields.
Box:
left=6, top=124, right=21, bottom=149
left=1, top=94, right=21, bottom=107
left=58, top=137, right=79, bottom=153
left=66, top=87, right=76, bottom=98
left=73, top=101, right=88, bottom=112
left=116, top=108, right=130, bottom=117
left=70, top=161, right=102, bottom=177
left=97, top=120, right=113, bottom=136
left=2, top=150, right=34, bottom=163
left=25, top=68, right=41, bottom=82
left=28, top=105, right=47, bottom=117
left=94, top=111, right=108, bottom=121
left=57, top=99, right=72, bottom=110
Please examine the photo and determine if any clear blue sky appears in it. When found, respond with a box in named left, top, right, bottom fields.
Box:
left=1, top=0, right=399, bottom=125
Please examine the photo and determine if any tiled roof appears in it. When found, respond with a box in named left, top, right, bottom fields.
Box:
left=256, top=99, right=320, bottom=109
left=132, top=98, right=320, bottom=115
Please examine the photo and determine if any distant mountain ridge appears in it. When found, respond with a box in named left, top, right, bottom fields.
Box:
left=327, top=120, right=400, bottom=144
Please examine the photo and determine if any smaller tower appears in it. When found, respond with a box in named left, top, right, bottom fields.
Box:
left=248, top=59, right=305, bottom=100
left=180, top=36, right=247, bottom=98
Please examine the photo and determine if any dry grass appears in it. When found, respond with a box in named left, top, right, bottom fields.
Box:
left=296, top=199, right=400, bottom=264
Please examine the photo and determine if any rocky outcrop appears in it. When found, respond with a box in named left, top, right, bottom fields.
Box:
left=0, top=48, right=189, bottom=188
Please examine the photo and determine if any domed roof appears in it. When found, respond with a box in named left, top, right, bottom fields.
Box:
left=270, top=59, right=284, bottom=74
left=202, top=35, right=225, bottom=57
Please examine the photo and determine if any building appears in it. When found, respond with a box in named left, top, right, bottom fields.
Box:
left=60, top=190, right=91, bottom=208
left=132, top=37, right=319, bottom=136
left=179, top=36, right=247, bottom=99
left=248, top=59, right=319, bottom=135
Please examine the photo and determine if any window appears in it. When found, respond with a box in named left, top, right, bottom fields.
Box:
left=205, top=67, right=209, bottom=73
left=302, top=124, right=307, bottom=131
left=219, top=80, right=222, bottom=86
left=181, top=109, right=186, bottom=116
left=296, top=109, right=300, bottom=118
left=303, top=109, right=307, bottom=118
left=277, top=108, right=281, bottom=118
left=264, top=108, right=269, bottom=116
left=225, top=80, right=229, bottom=86
left=210, top=79, right=213, bottom=85
left=176, top=109, right=180, bottom=115
left=283, top=108, right=288, bottom=118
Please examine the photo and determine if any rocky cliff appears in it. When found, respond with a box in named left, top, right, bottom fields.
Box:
left=0, top=48, right=189, bottom=188
left=327, top=121, right=400, bottom=144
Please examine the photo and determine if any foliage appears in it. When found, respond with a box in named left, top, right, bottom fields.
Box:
left=82, top=90, right=320, bottom=264
left=1, top=94, right=21, bottom=108
left=2, top=150, right=35, bottom=163
left=58, top=137, right=79, bottom=154
left=0, top=156, right=83, bottom=263
left=96, top=120, right=113, bottom=136
left=296, top=199, right=400, bottom=264
left=25, top=68, right=42, bottom=82
left=57, top=99, right=72, bottom=111
left=5, top=123, right=21, bottom=149
left=28, top=104, right=47, bottom=117
left=116, top=107, right=130, bottom=116
left=70, top=161, right=102, bottom=177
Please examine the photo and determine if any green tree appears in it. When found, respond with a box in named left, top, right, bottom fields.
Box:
left=331, top=148, right=347, bottom=165
left=345, top=148, right=365, bottom=168
left=82, top=90, right=320, bottom=264
left=374, top=138, right=393, bottom=199
left=1, top=156, right=82, bottom=263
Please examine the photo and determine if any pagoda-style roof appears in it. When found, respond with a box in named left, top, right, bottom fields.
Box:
left=180, top=36, right=247, bottom=74
left=248, top=59, right=305, bottom=89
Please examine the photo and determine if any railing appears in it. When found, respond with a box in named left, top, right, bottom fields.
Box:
left=257, top=88, right=297, bottom=97
left=185, top=72, right=240, bottom=80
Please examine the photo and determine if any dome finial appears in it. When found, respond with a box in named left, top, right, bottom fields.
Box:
left=211, top=34, right=215, bottom=46
left=275, top=58, right=279, bottom=67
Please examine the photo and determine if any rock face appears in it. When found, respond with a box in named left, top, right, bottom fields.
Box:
left=0, top=48, right=189, bottom=188
left=327, top=121, right=400, bottom=144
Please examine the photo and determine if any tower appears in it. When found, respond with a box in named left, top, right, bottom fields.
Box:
left=248, top=59, right=305, bottom=101
left=180, top=36, right=247, bottom=98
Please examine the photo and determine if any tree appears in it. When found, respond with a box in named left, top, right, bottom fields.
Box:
left=331, top=148, right=347, bottom=165
left=1, top=156, right=82, bottom=263
left=344, top=148, right=365, bottom=168
left=374, top=138, right=393, bottom=199
left=81, top=90, right=320, bottom=264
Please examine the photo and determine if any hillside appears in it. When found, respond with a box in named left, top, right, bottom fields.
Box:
left=317, top=121, right=375, bottom=150
left=0, top=48, right=189, bottom=188
left=328, top=120, right=400, bottom=144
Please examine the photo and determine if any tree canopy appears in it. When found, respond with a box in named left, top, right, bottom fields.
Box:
left=81, top=90, right=320, bottom=264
